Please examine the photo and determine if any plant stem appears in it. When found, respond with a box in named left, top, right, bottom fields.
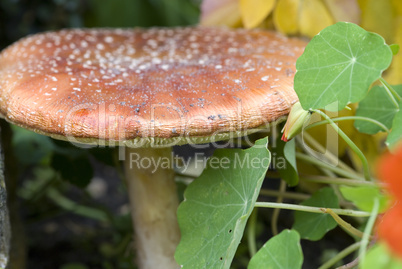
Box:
left=247, top=209, right=258, bottom=258
left=312, top=110, right=371, bottom=181
left=318, top=242, right=361, bottom=269
left=259, top=189, right=311, bottom=200
left=336, top=258, right=360, bottom=269
left=359, top=198, right=379, bottom=263
left=254, top=202, right=371, bottom=217
left=296, top=152, right=364, bottom=180
left=305, top=116, right=390, bottom=133
left=300, top=176, right=379, bottom=187
left=380, top=77, right=401, bottom=103
left=260, top=188, right=355, bottom=207
left=46, top=188, right=109, bottom=222
left=271, top=180, right=286, bottom=236
left=323, top=208, right=366, bottom=239
left=318, top=168, right=350, bottom=209
left=299, top=133, right=359, bottom=175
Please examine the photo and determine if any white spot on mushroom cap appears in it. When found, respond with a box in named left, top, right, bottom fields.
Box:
left=104, top=36, right=114, bottom=43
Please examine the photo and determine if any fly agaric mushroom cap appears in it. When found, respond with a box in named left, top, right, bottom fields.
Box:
left=0, top=27, right=305, bottom=146
left=0, top=27, right=307, bottom=269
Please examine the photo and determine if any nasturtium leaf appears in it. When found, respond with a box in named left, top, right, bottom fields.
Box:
left=390, top=44, right=400, bottom=56
left=239, top=0, right=276, bottom=29
left=273, top=139, right=299, bottom=186
left=292, top=187, right=339, bottom=240
left=340, top=185, right=389, bottom=213
left=386, top=104, right=402, bottom=149
left=294, top=22, right=393, bottom=111
left=175, top=138, right=270, bottom=269
left=248, top=229, right=303, bottom=269
left=361, top=243, right=402, bottom=269
left=355, top=85, right=402, bottom=134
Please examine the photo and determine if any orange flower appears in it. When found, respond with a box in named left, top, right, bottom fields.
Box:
left=377, top=144, right=402, bottom=257
left=378, top=145, right=402, bottom=198
left=377, top=202, right=402, bottom=258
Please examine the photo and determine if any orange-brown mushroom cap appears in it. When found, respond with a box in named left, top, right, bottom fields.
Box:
left=0, top=27, right=306, bottom=146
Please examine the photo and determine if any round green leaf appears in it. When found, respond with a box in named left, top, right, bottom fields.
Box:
left=248, top=229, right=303, bottom=269
left=361, top=243, right=402, bottom=269
left=295, top=22, right=393, bottom=111
left=175, top=138, right=270, bottom=269
left=340, top=185, right=389, bottom=213
left=386, top=104, right=402, bottom=149
left=390, top=44, right=400, bottom=56
left=355, top=85, right=402, bottom=134
left=292, top=187, right=339, bottom=241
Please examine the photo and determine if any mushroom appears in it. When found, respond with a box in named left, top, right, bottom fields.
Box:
left=0, top=27, right=306, bottom=269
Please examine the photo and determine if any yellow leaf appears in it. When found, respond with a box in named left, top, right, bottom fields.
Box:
left=273, top=0, right=300, bottom=34
left=385, top=20, right=402, bottom=84
left=358, top=0, right=394, bottom=42
left=323, top=0, right=361, bottom=24
left=239, top=0, right=276, bottom=29
left=384, top=0, right=402, bottom=84
left=200, top=0, right=242, bottom=27
left=392, top=0, right=402, bottom=14
left=299, top=0, right=334, bottom=38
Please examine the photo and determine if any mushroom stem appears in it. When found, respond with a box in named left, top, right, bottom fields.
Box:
left=125, top=146, right=180, bottom=269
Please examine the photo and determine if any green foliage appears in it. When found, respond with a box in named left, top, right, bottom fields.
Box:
left=85, top=0, right=200, bottom=27
left=175, top=138, right=270, bottom=269
left=386, top=106, right=402, bottom=149
left=11, top=125, right=54, bottom=166
left=361, top=243, right=402, bottom=269
left=355, top=85, right=402, bottom=134
left=294, top=22, right=393, bottom=111
left=390, top=44, right=400, bottom=56
left=248, top=230, right=303, bottom=269
left=293, top=187, right=339, bottom=240
left=340, top=186, right=389, bottom=213
left=273, top=139, right=299, bottom=186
